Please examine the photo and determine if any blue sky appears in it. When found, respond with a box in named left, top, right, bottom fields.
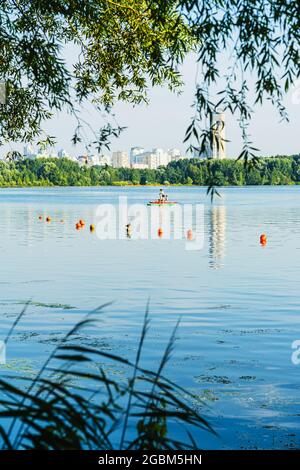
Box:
left=2, top=54, right=300, bottom=158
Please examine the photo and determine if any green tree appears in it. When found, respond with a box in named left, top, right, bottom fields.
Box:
left=0, top=0, right=194, bottom=148
left=0, top=155, right=300, bottom=187
left=1, top=0, right=298, bottom=175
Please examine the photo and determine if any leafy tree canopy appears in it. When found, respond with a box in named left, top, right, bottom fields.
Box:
left=0, top=0, right=194, bottom=146
left=0, top=154, right=299, bottom=188
left=0, top=0, right=299, bottom=163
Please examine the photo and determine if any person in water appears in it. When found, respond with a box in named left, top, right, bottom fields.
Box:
left=126, top=223, right=132, bottom=238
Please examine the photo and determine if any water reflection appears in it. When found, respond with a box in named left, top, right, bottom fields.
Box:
left=1, top=187, right=300, bottom=449
left=209, top=206, right=226, bottom=269
left=0, top=205, right=86, bottom=247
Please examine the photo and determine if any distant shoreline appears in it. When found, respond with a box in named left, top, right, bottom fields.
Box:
left=0, top=155, right=299, bottom=187
left=1, top=184, right=299, bottom=189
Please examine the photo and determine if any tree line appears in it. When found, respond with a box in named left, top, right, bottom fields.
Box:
left=0, top=155, right=299, bottom=188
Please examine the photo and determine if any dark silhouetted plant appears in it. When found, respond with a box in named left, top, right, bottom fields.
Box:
left=0, top=303, right=215, bottom=450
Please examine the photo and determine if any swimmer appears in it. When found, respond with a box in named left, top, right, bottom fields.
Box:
left=126, top=223, right=132, bottom=238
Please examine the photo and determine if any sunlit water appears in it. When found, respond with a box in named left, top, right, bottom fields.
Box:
left=0, top=186, right=300, bottom=449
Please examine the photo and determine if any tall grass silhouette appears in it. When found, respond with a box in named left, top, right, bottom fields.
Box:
left=0, top=303, right=215, bottom=450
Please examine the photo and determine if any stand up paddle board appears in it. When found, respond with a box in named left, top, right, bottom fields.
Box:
left=147, top=200, right=178, bottom=206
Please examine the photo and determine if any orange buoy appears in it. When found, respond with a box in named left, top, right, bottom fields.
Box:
left=158, top=227, right=163, bottom=238
left=46, top=216, right=51, bottom=222
left=90, top=224, right=95, bottom=232
left=187, top=229, right=193, bottom=241
left=260, top=233, right=267, bottom=244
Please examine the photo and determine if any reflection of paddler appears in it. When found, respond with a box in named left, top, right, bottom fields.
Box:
left=187, top=229, right=193, bottom=240
left=126, top=223, right=132, bottom=238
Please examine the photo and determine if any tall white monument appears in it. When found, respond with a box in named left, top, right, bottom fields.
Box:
left=211, top=112, right=226, bottom=159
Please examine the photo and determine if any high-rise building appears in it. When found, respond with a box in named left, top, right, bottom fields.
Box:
left=211, top=112, right=226, bottom=159
left=167, top=148, right=181, bottom=161
left=130, top=147, right=145, bottom=164
left=112, top=151, right=130, bottom=168
left=145, top=152, right=158, bottom=169
left=152, top=148, right=171, bottom=167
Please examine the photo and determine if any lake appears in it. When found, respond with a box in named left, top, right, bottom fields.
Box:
left=0, top=186, right=300, bottom=449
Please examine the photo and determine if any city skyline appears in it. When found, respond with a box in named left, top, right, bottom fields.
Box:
left=4, top=110, right=228, bottom=169
left=16, top=121, right=228, bottom=171
left=17, top=143, right=192, bottom=170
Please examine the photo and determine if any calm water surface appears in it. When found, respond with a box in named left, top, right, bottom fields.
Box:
left=0, top=186, right=300, bottom=449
